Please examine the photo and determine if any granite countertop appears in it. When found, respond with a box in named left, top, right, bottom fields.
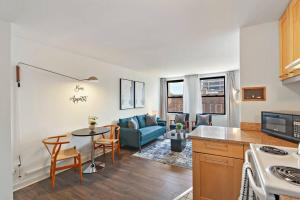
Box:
left=189, top=125, right=263, bottom=144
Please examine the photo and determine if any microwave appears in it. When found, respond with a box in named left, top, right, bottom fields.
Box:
left=261, top=111, right=300, bottom=143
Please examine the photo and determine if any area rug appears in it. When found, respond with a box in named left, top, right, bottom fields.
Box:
left=133, top=138, right=192, bottom=169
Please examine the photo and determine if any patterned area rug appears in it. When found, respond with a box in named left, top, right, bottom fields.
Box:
left=133, top=138, right=192, bottom=169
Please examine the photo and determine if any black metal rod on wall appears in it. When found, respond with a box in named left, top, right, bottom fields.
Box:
left=16, top=62, right=82, bottom=87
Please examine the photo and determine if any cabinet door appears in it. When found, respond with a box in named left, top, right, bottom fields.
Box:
left=291, top=0, right=300, bottom=60
left=193, top=153, right=243, bottom=200
left=279, top=9, right=293, bottom=80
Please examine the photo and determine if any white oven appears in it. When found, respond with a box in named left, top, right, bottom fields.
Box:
left=245, top=150, right=272, bottom=200
left=243, top=144, right=300, bottom=200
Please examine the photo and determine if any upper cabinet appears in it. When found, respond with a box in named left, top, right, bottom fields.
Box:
left=291, top=0, right=300, bottom=60
left=279, top=9, right=292, bottom=79
left=279, top=0, right=300, bottom=81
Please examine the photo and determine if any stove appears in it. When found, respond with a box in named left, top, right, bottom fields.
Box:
left=249, top=144, right=300, bottom=198
left=259, top=146, right=288, bottom=155
left=270, top=166, right=300, bottom=186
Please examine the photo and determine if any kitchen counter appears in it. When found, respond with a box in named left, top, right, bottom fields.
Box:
left=189, top=126, right=297, bottom=200
left=189, top=125, right=297, bottom=147
left=190, top=125, right=298, bottom=200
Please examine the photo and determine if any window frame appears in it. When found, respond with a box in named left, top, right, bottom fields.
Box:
left=167, top=79, right=184, bottom=113
left=200, top=76, right=226, bottom=115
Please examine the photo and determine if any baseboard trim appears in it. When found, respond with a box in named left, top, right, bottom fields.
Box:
left=173, top=187, right=193, bottom=200
left=13, top=150, right=111, bottom=191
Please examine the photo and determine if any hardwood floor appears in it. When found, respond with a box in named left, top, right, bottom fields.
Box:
left=14, top=149, right=192, bottom=200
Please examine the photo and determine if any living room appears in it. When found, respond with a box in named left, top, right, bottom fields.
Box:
left=1, top=0, right=300, bottom=200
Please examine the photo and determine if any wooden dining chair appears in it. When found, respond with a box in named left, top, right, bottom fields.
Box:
left=94, top=125, right=121, bottom=163
left=42, top=134, right=83, bottom=188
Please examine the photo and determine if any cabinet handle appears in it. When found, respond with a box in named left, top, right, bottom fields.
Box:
left=205, top=143, right=228, bottom=151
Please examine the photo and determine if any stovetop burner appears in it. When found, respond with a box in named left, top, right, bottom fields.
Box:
left=270, top=166, right=300, bottom=186
left=259, top=146, right=288, bottom=155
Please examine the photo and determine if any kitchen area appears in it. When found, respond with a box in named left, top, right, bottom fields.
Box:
left=189, top=0, right=300, bottom=199
left=190, top=114, right=300, bottom=200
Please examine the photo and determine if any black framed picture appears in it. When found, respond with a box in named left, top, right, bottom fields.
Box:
left=134, top=81, right=145, bottom=108
left=120, top=79, right=134, bottom=110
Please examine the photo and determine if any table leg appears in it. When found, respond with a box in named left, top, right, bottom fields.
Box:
left=83, top=135, right=105, bottom=174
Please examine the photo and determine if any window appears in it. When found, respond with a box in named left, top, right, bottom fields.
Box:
left=200, top=76, right=225, bottom=115
left=167, top=80, right=184, bottom=113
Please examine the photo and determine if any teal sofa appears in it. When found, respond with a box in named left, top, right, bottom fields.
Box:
left=119, top=115, right=166, bottom=151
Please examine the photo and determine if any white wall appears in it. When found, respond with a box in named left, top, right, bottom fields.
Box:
left=12, top=35, right=160, bottom=190
left=0, top=20, right=13, bottom=200
left=240, top=21, right=300, bottom=123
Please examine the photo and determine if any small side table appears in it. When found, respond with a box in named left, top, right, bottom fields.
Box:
left=171, top=138, right=186, bottom=152
left=166, top=130, right=187, bottom=152
left=71, top=127, right=110, bottom=174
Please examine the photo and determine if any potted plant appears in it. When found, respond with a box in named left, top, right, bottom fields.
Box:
left=175, top=123, right=185, bottom=139
left=176, top=123, right=184, bottom=132
left=88, top=116, right=98, bottom=131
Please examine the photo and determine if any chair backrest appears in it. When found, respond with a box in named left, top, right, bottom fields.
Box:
left=103, top=125, right=121, bottom=140
left=184, top=113, right=190, bottom=121
left=175, top=113, right=190, bottom=122
left=42, top=135, right=70, bottom=159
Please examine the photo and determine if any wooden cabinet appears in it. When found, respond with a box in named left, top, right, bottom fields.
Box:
left=192, top=140, right=244, bottom=159
left=191, top=136, right=297, bottom=200
left=291, top=0, right=300, bottom=60
left=279, top=0, right=300, bottom=80
left=280, top=8, right=293, bottom=80
left=193, top=152, right=243, bottom=200
left=192, top=140, right=244, bottom=200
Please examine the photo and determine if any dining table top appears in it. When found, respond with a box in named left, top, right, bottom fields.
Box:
left=71, top=127, right=110, bottom=137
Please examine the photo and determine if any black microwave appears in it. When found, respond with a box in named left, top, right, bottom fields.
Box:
left=261, top=111, right=300, bottom=143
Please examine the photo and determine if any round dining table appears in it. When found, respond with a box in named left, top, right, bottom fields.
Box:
left=71, top=127, right=110, bottom=174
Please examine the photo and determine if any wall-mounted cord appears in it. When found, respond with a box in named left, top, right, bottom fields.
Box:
left=18, top=155, right=22, bottom=178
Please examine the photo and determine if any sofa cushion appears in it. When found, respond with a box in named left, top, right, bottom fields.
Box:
left=145, top=114, right=158, bottom=126
left=136, top=115, right=146, bottom=128
left=119, top=117, right=136, bottom=128
left=139, top=126, right=164, bottom=141
left=128, top=117, right=139, bottom=129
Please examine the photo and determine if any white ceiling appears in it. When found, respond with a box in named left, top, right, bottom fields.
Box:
left=10, top=0, right=289, bottom=77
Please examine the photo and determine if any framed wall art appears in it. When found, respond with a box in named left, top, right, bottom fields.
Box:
left=134, top=81, right=145, bottom=108
left=120, top=79, right=134, bottom=110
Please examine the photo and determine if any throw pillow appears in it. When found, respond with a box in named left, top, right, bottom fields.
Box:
left=196, top=114, right=210, bottom=126
left=119, top=117, right=131, bottom=128
left=136, top=115, right=146, bottom=128
left=145, top=114, right=158, bottom=126
left=128, top=118, right=139, bottom=129
left=175, top=113, right=186, bottom=125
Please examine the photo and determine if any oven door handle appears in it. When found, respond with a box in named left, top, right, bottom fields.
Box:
left=246, top=168, right=267, bottom=200
left=245, top=150, right=267, bottom=200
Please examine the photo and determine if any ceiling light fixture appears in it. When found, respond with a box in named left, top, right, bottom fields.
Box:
left=16, top=62, right=98, bottom=87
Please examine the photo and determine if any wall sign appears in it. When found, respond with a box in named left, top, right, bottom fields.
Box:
left=70, top=84, right=88, bottom=104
